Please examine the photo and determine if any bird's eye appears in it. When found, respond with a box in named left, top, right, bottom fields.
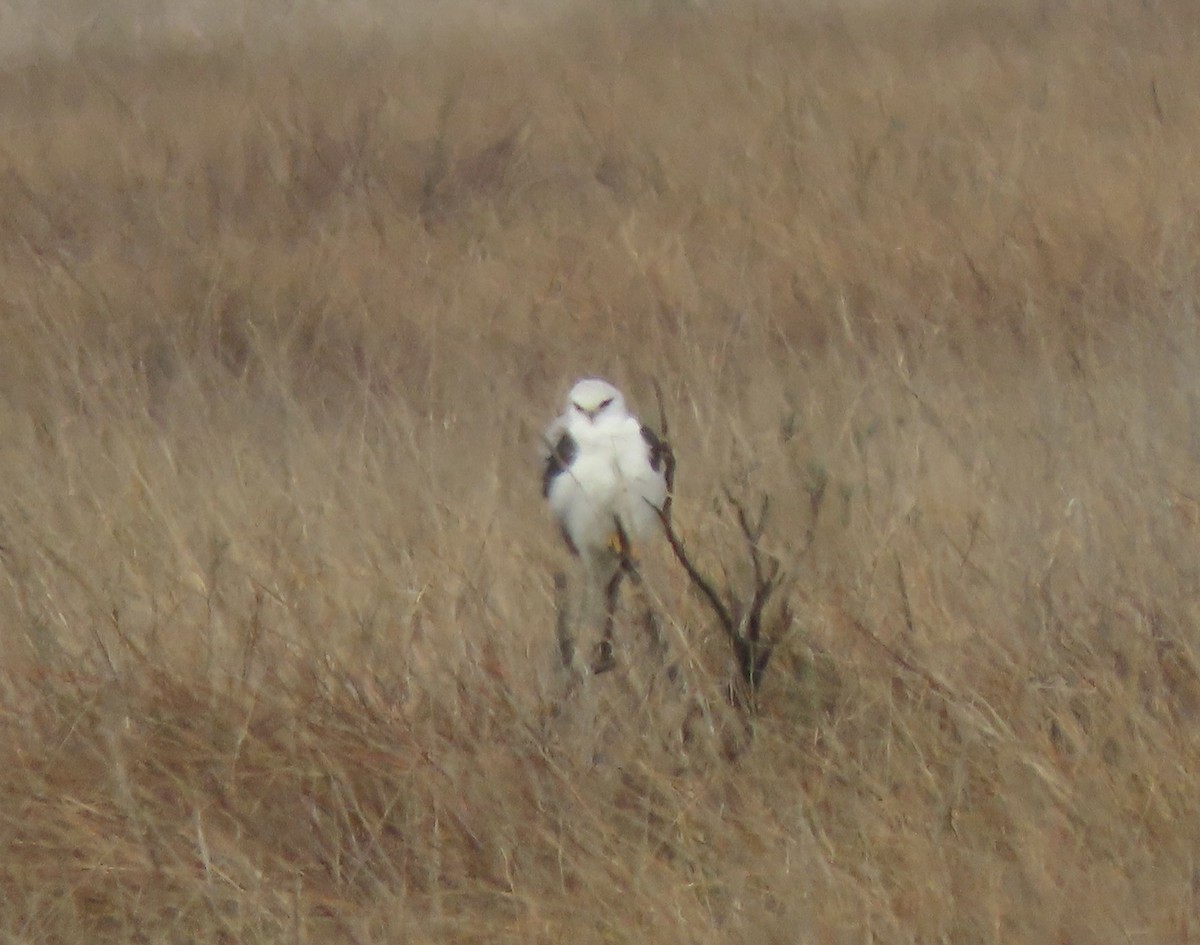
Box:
left=598, top=397, right=613, bottom=410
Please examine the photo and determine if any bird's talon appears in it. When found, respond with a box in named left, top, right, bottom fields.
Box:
left=608, top=532, right=639, bottom=562
left=592, top=640, right=616, bottom=674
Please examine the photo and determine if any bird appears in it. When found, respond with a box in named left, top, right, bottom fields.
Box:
left=541, top=378, right=670, bottom=671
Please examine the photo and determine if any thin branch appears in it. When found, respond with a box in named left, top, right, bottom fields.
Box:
left=649, top=388, right=790, bottom=706
left=652, top=380, right=677, bottom=521
left=652, top=378, right=670, bottom=442
left=729, top=492, right=765, bottom=590
left=895, top=555, right=917, bottom=640
left=655, top=506, right=736, bottom=637
left=841, top=609, right=953, bottom=699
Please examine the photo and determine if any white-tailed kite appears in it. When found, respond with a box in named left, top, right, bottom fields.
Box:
left=542, top=378, right=670, bottom=671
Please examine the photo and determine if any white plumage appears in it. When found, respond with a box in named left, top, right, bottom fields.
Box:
left=541, top=378, right=668, bottom=571
left=542, top=379, right=669, bottom=671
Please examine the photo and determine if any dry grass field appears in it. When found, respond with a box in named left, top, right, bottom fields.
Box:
left=1, top=0, right=1200, bottom=940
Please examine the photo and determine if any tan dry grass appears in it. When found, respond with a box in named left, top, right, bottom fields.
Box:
left=1, top=0, right=1200, bottom=941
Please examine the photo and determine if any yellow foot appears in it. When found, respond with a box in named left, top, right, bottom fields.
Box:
left=607, top=532, right=638, bottom=560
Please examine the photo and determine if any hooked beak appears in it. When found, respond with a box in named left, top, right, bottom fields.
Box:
left=576, top=397, right=614, bottom=422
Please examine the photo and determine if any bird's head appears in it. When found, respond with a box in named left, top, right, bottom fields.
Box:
left=567, top=378, right=626, bottom=424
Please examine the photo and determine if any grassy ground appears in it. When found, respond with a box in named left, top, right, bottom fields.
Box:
left=1, top=0, right=1200, bottom=941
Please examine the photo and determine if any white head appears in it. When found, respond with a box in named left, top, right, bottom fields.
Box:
left=565, top=378, right=627, bottom=424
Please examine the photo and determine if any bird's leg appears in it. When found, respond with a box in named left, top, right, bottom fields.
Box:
left=593, top=519, right=635, bottom=675
left=593, top=565, right=623, bottom=674
left=612, top=519, right=640, bottom=580
left=612, top=519, right=671, bottom=673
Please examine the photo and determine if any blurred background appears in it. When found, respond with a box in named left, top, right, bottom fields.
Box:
left=1, top=1, right=1199, bottom=941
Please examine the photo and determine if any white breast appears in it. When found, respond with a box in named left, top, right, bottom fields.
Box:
left=548, top=413, right=666, bottom=557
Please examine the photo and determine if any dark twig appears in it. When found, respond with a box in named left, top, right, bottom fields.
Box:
left=655, top=506, right=734, bottom=632
left=652, top=380, right=677, bottom=522
left=655, top=490, right=791, bottom=705
left=646, top=388, right=792, bottom=704
left=726, top=493, right=786, bottom=698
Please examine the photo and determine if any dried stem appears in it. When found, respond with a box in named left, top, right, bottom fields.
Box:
left=645, top=391, right=792, bottom=704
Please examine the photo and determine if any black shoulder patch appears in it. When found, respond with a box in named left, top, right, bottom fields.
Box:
left=640, top=424, right=666, bottom=472
left=542, top=431, right=578, bottom=498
